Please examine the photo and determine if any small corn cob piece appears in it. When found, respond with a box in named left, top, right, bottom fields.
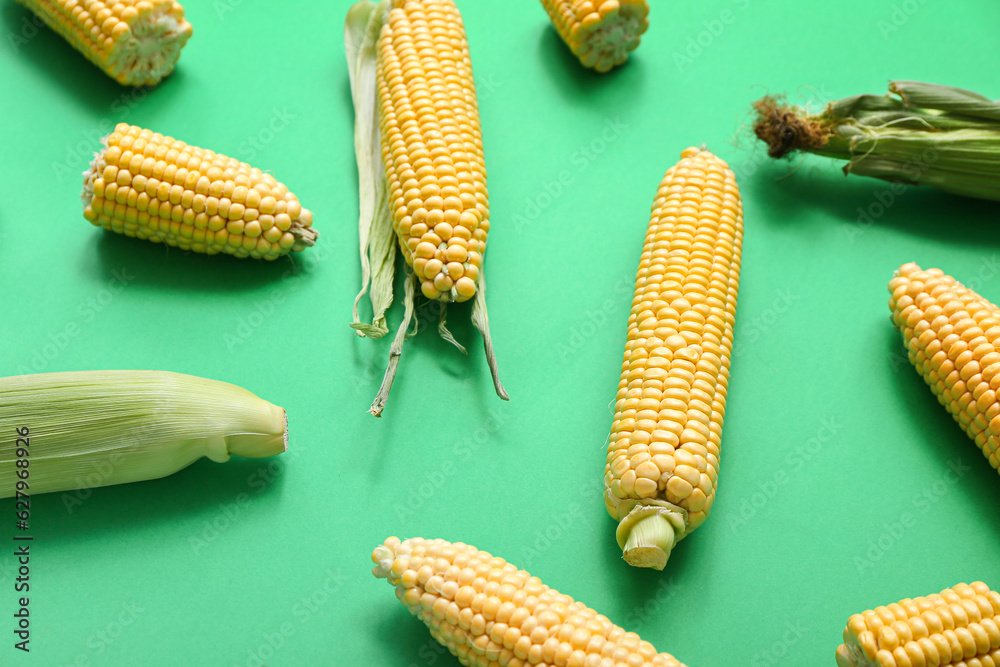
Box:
left=81, top=123, right=317, bottom=260
left=0, top=371, right=288, bottom=498
left=345, top=0, right=506, bottom=415
left=539, top=0, right=649, bottom=72
left=889, top=263, right=1000, bottom=473
left=372, top=537, right=689, bottom=667
left=604, top=147, right=743, bottom=570
left=835, top=581, right=1000, bottom=667
left=15, top=0, right=192, bottom=86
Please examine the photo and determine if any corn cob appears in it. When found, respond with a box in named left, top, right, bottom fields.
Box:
left=539, top=0, right=649, bottom=72
left=15, top=0, right=192, bottom=86
left=836, top=581, right=1000, bottom=667
left=0, top=371, right=287, bottom=498
left=345, top=0, right=506, bottom=416
left=889, top=263, right=1000, bottom=473
left=81, top=123, right=317, bottom=261
left=372, top=536, right=688, bottom=667
left=604, top=147, right=743, bottom=570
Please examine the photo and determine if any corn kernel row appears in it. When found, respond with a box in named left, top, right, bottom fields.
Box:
left=539, top=0, right=649, bottom=72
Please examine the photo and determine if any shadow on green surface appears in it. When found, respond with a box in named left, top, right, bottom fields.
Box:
left=89, top=231, right=310, bottom=292
left=748, top=160, right=998, bottom=247
left=883, top=329, right=1000, bottom=530
left=0, top=455, right=287, bottom=546
left=535, top=26, right=641, bottom=107
left=372, top=608, right=459, bottom=667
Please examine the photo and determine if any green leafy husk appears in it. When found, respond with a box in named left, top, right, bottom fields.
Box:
left=345, top=0, right=508, bottom=417
left=752, top=80, right=1000, bottom=201
left=0, top=371, right=287, bottom=498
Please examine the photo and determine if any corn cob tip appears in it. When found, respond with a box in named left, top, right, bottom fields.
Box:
left=752, top=95, right=831, bottom=158
left=371, top=537, right=402, bottom=579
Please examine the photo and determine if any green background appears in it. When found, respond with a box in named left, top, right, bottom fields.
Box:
left=1, top=0, right=999, bottom=665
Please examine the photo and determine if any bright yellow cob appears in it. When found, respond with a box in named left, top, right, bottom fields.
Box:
left=81, top=123, right=317, bottom=261
left=372, top=537, right=688, bottom=667
left=889, top=263, right=1000, bottom=473
left=539, top=0, right=649, bottom=72
left=15, top=0, right=192, bottom=86
left=0, top=370, right=287, bottom=497
left=604, top=147, right=743, bottom=570
left=836, top=582, right=1000, bottom=667
left=346, top=0, right=506, bottom=415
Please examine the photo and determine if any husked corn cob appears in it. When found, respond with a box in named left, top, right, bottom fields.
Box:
left=345, top=0, right=507, bottom=416
left=372, top=537, right=688, bottom=667
left=836, top=581, right=1000, bottom=667
left=0, top=371, right=288, bottom=498
left=889, top=263, right=1000, bottom=473
left=377, top=0, right=488, bottom=304
left=605, top=147, right=743, bottom=570
left=539, top=0, right=649, bottom=72
left=82, top=123, right=317, bottom=261
left=15, top=0, right=192, bottom=86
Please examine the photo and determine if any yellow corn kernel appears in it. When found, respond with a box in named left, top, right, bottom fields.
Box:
left=13, top=0, right=192, bottom=86
left=604, top=147, right=743, bottom=570
left=836, top=582, right=1000, bottom=667
left=376, top=0, right=489, bottom=304
left=539, top=0, right=649, bottom=72
left=889, top=263, right=1000, bottom=474
left=81, top=123, right=317, bottom=261
left=0, top=371, right=288, bottom=498
left=372, top=537, right=689, bottom=667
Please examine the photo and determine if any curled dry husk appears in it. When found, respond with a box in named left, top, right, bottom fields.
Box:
left=345, top=0, right=507, bottom=417
left=753, top=80, right=1000, bottom=201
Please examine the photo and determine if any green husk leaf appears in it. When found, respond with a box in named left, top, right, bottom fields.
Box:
left=370, top=272, right=417, bottom=418
left=0, top=371, right=287, bottom=498
left=471, top=270, right=509, bottom=402
left=890, top=80, right=1000, bottom=122
left=346, top=0, right=394, bottom=339
left=752, top=81, right=1000, bottom=201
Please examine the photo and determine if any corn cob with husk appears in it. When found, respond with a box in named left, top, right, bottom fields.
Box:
left=14, top=0, right=192, bottom=86
left=0, top=370, right=287, bottom=497
left=82, top=123, right=317, bottom=260
left=372, top=536, right=689, bottom=666
left=345, top=0, right=507, bottom=417
left=889, top=263, right=1000, bottom=474
left=538, top=0, right=650, bottom=72
left=605, top=147, right=743, bottom=570
left=753, top=81, right=1000, bottom=201
left=836, top=581, right=1000, bottom=667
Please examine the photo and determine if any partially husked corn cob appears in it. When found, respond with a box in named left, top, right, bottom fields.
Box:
left=604, top=147, right=743, bottom=570
left=0, top=370, right=288, bottom=497
left=889, top=263, right=1000, bottom=473
left=372, top=537, right=688, bottom=667
left=345, top=0, right=507, bottom=415
left=376, top=0, right=489, bottom=304
left=15, top=0, right=192, bottom=86
left=539, top=0, right=649, bottom=72
left=836, top=581, right=1000, bottom=667
left=81, top=123, right=317, bottom=260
